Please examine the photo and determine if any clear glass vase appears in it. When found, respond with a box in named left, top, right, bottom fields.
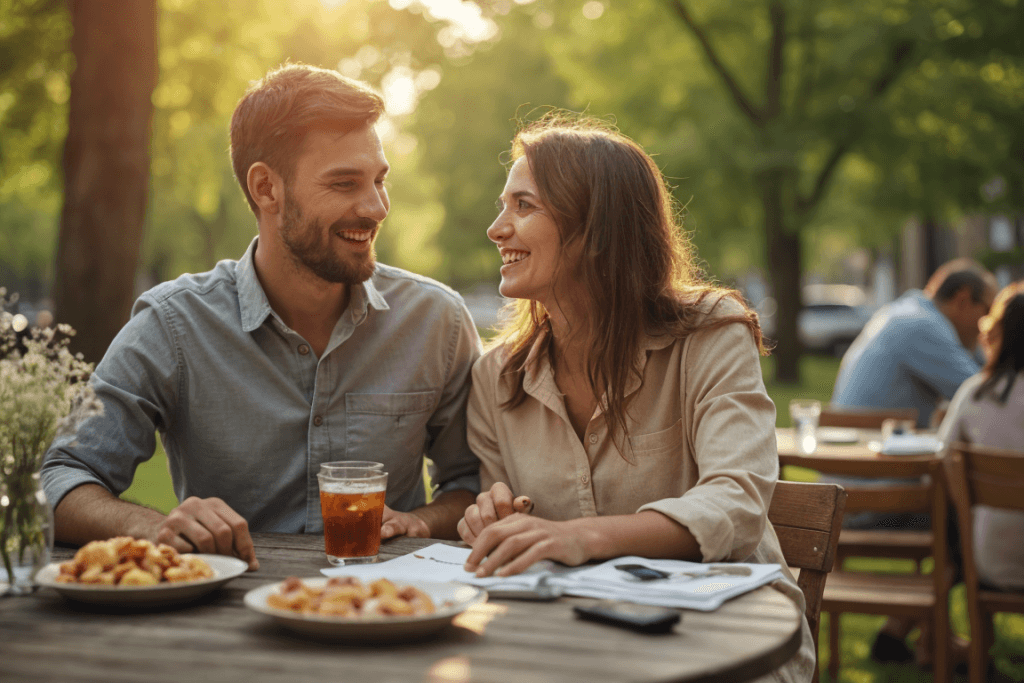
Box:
left=0, top=473, right=54, bottom=596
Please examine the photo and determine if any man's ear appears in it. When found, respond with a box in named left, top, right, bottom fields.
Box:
left=247, top=162, right=284, bottom=216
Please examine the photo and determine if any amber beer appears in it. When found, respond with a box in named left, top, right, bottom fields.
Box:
left=317, top=464, right=388, bottom=565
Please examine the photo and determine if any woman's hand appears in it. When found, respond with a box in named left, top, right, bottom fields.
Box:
left=463, top=515, right=591, bottom=577
left=457, top=482, right=533, bottom=544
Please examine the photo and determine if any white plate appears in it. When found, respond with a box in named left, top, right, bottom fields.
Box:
left=817, top=427, right=861, bottom=444
left=36, top=554, right=248, bottom=607
left=244, top=578, right=487, bottom=641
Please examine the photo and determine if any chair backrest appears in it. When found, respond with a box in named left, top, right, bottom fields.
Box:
left=946, top=442, right=1024, bottom=514
left=819, top=406, right=919, bottom=429
left=794, top=455, right=935, bottom=516
left=768, top=480, right=847, bottom=665
left=944, top=443, right=1024, bottom=683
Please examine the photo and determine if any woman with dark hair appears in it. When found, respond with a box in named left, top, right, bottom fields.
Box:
left=939, top=280, right=1024, bottom=591
left=457, top=115, right=814, bottom=681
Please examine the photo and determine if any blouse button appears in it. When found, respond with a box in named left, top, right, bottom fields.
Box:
left=312, top=415, right=323, bottom=427
left=298, top=344, right=310, bottom=355
left=581, top=474, right=590, bottom=484
left=588, top=433, right=598, bottom=444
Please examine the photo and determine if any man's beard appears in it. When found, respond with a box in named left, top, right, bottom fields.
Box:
left=280, top=188, right=378, bottom=285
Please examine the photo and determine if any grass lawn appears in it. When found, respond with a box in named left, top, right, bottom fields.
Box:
left=120, top=352, right=1024, bottom=682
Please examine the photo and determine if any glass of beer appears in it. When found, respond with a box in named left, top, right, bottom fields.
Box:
left=317, top=463, right=388, bottom=565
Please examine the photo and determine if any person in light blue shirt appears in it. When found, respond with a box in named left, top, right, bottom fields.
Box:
left=42, top=64, right=481, bottom=571
left=832, top=259, right=997, bottom=428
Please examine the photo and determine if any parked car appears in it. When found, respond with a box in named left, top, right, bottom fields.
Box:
left=757, top=284, right=874, bottom=357
left=798, top=302, right=873, bottom=357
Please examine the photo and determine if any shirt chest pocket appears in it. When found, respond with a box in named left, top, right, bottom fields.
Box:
left=345, top=391, right=438, bottom=462
left=623, top=418, right=685, bottom=497
left=627, top=417, right=684, bottom=456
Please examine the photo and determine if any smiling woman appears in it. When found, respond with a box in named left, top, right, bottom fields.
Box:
left=457, top=113, right=815, bottom=681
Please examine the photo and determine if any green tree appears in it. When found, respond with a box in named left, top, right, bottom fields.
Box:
left=530, top=0, right=1024, bottom=382
left=53, top=0, right=157, bottom=362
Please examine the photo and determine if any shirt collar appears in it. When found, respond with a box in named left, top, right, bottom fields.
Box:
left=237, top=236, right=273, bottom=333
left=520, top=325, right=675, bottom=404
left=350, top=275, right=390, bottom=326
left=236, top=237, right=391, bottom=333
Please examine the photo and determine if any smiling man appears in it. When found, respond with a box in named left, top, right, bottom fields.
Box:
left=42, top=64, right=481, bottom=570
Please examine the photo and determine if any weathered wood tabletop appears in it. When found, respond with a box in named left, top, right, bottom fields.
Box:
left=0, top=533, right=802, bottom=683
left=776, top=427, right=939, bottom=468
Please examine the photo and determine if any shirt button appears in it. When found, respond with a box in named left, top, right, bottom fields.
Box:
left=581, top=474, right=590, bottom=484
left=588, top=433, right=598, bottom=444
left=312, top=416, right=323, bottom=427
left=298, top=344, right=310, bottom=355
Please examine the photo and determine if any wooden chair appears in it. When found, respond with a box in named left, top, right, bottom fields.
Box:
left=819, top=406, right=919, bottom=430
left=767, top=480, right=847, bottom=683
left=788, top=454, right=951, bottom=683
left=944, top=442, right=1024, bottom=683
left=816, top=406, right=932, bottom=570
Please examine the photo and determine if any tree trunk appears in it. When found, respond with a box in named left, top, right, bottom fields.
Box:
left=762, top=171, right=802, bottom=384
left=54, top=0, right=157, bottom=363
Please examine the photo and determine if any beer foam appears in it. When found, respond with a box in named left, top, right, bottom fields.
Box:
left=320, top=481, right=386, bottom=495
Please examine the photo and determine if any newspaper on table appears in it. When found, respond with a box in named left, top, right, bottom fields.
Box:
left=322, top=543, right=784, bottom=612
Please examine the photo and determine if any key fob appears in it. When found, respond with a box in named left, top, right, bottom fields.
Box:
left=573, top=600, right=681, bottom=633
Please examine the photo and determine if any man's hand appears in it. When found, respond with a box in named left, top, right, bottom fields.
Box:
left=462, top=515, right=589, bottom=578
left=380, top=505, right=431, bottom=540
left=154, top=497, right=259, bottom=571
left=457, top=482, right=533, bottom=544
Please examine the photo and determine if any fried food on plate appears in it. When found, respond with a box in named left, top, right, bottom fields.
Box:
left=56, top=537, right=214, bottom=587
left=266, top=577, right=436, bottom=619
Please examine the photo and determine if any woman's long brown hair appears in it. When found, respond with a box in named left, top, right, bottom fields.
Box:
left=492, top=114, right=767, bottom=442
left=974, top=280, right=1024, bottom=404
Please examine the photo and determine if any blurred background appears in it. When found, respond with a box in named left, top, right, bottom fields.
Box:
left=3, top=2, right=1024, bottom=678
left=2, top=0, right=1023, bottom=386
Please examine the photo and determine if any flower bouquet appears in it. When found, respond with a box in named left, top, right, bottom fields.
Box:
left=1, top=289, right=102, bottom=594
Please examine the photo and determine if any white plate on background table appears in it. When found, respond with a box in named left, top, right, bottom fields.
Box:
left=35, top=554, right=248, bottom=607
left=244, top=578, right=487, bottom=641
left=817, top=427, right=861, bottom=444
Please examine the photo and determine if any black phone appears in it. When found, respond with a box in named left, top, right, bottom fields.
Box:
left=573, top=600, right=681, bottom=633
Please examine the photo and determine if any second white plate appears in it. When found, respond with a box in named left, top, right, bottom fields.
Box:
left=244, top=578, right=487, bottom=641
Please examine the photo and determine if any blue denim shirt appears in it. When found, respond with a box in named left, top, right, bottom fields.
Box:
left=831, top=290, right=981, bottom=428
left=41, top=238, right=482, bottom=533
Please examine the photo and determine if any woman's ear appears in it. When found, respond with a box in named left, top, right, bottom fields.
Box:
left=247, top=162, right=284, bottom=217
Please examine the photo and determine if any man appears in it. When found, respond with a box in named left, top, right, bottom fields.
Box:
left=832, top=258, right=997, bottom=427
left=42, top=64, right=481, bottom=570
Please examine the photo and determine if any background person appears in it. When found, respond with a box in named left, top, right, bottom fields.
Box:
left=41, top=64, right=481, bottom=570
left=831, top=258, right=998, bottom=428
left=938, top=280, right=1024, bottom=591
left=456, top=115, right=814, bottom=682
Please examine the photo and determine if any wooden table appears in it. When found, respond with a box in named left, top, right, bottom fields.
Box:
left=776, top=428, right=938, bottom=469
left=0, top=533, right=802, bottom=683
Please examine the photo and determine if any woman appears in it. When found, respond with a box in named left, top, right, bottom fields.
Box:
left=457, top=115, right=814, bottom=682
left=938, top=280, right=1024, bottom=591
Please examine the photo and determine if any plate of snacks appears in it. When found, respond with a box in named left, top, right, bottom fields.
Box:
left=35, top=537, right=248, bottom=607
left=244, top=576, right=487, bottom=641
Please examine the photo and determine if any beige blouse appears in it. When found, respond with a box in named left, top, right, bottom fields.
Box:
left=467, top=307, right=815, bottom=682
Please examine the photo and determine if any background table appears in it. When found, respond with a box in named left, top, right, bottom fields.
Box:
left=776, top=427, right=938, bottom=467
left=0, top=533, right=802, bottom=683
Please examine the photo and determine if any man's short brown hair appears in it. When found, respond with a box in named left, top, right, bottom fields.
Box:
left=229, top=63, right=385, bottom=215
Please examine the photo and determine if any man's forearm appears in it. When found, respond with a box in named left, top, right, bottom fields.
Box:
left=54, top=483, right=167, bottom=546
left=411, top=489, right=476, bottom=540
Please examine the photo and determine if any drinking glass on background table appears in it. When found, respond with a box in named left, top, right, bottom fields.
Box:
left=788, top=399, right=821, bottom=455
left=318, top=463, right=388, bottom=565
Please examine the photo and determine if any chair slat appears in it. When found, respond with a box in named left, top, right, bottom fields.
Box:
left=820, top=406, right=919, bottom=429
